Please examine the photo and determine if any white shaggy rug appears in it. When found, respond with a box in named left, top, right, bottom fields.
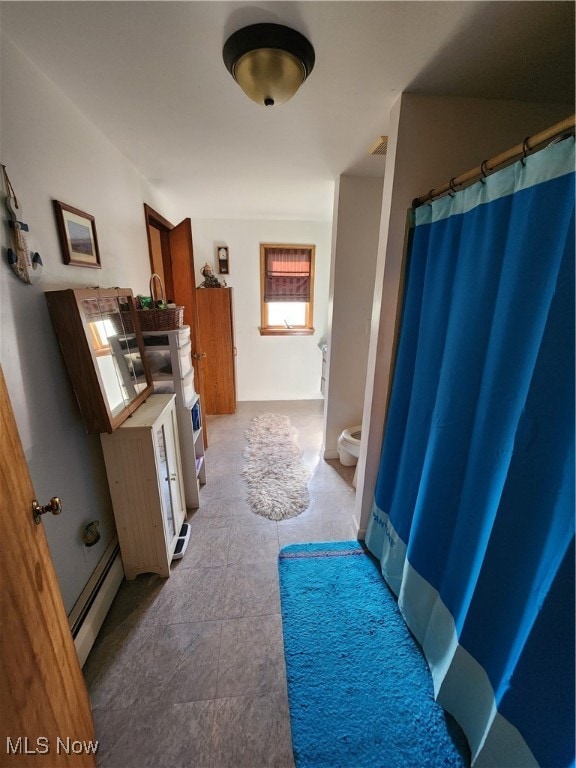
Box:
left=242, top=413, right=311, bottom=521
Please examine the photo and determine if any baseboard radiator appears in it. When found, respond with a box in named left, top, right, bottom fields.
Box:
left=68, top=537, right=124, bottom=667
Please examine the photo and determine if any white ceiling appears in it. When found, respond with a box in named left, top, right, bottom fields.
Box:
left=1, top=1, right=574, bottom=221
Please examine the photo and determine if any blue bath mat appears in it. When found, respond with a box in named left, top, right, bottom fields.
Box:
left=279, top=541, right=470, bottom=768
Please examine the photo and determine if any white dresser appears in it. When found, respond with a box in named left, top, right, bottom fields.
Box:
left=101, top=394, right=186, bottom=579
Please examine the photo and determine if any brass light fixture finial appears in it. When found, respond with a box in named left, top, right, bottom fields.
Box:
left=223, top=23, right=315, bottom=107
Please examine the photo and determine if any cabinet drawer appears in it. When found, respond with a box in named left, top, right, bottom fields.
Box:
left=146, top=349, right=172, bottom=376
left=152, top=370, right=196, bottom=406
left=181, top=371, right=196, bottom=408
left=176, top=341, right=193, bottom=378
left=142, top=325, right=190, bottom=348
left=146, top=341, right=192, bottom=379
left=176, top=326, right=191, bottom=347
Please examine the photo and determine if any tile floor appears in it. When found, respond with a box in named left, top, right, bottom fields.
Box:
left=84, top=400, right=358, bottom=768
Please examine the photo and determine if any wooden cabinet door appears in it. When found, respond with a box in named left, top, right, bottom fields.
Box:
left=196, top=288, right=236, bottom=414
left=0, top=368, right=96, bottom=766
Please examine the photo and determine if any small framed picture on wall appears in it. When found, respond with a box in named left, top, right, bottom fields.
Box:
left=217, top=246, right=229, bottom=274
left=53, top=200, right=101, bottom=268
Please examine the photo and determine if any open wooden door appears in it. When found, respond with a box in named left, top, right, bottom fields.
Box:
left=168, top=219, right=207, bottom=437
left=0, top=368, right=96, bottom=767
left=144, top=206, right=207, bottom=446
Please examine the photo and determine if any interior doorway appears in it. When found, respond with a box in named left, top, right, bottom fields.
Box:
left=143, top=204, right=207, bottom=446
left=144, top=204, right=175, bottom=302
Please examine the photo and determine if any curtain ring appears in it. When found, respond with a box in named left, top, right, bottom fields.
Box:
left=480, top=160, right=489, bottom=184
left=521, top=137, right=530, bottom=166
left=449, top=178, right=458, bottom=197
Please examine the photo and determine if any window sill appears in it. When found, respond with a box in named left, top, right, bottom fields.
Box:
left=259, top=327, right=315, bottom=337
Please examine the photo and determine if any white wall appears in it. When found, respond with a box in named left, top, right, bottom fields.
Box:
left=190, top=218, right=333, bottom=401
left=0, top=35, right=333, bottom=617
left=323, top=175, right=383, bottom=455
left=5, top=34, right=568, bottom=611
left=0, top=37, right=162, bottom=612
left=356, top=93, right=573, bottom=535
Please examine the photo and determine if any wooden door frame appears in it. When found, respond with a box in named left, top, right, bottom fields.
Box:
left=143, top=204, right=174, bottom=299
left=143, top=205, right=207, bottom=448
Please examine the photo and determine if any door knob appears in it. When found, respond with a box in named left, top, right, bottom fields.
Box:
left=33, top=497, right=63, bottom=525
left=192, top=352, right=207, bottom=360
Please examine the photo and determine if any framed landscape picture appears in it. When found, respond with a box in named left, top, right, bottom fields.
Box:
left=53, top=200, right=101, bottom=268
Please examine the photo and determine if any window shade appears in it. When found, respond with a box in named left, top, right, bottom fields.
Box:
left=264, top=247, right=311, bottom=302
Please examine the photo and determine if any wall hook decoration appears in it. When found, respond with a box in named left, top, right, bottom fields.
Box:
left=2, top=164, right=43, bottom=284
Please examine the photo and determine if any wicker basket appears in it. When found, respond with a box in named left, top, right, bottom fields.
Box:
left=117, top=274, right=183, bottom=333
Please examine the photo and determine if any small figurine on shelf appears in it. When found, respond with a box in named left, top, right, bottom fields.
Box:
left=198, top=262, right=226, bottom=288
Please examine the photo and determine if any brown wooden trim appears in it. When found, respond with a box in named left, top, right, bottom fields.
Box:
left=143, top=204, right=174, bottom=308
left=259, top=327, right=315, bottom=336
left=260, top=244, right=266, bottom=329
left=143, top=203, right=174, bottom=231
left=307, top=246, right=315, bottom=329
left=259, top=243, right=316, bottom=333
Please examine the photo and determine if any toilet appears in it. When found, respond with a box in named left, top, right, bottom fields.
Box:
left=337, top=426, right=362, bottom=466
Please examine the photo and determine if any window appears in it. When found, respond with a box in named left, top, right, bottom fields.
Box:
left=259, top=243, right=315, bottom=335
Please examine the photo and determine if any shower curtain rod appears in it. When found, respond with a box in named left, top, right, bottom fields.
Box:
left=412, top=114, right=575, bottom=209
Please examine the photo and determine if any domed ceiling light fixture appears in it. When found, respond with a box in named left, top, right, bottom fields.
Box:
left=223, top=23, right=315, bottom=107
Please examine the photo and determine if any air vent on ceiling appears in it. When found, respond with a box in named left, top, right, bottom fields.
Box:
left=369, top=136, right=388, bottom=156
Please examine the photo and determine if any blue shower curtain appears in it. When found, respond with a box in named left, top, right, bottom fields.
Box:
left=365, top=138, right=575, bottom=767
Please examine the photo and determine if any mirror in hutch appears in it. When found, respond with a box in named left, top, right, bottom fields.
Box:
left=45, top=288, right=154, bottom=433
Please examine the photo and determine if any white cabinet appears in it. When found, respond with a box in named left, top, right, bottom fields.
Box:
left=101, top=394, right=186, bottom=579
left=141, top=325, right=195, bottom=406
left=140, top=326, right=206, bottom=509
